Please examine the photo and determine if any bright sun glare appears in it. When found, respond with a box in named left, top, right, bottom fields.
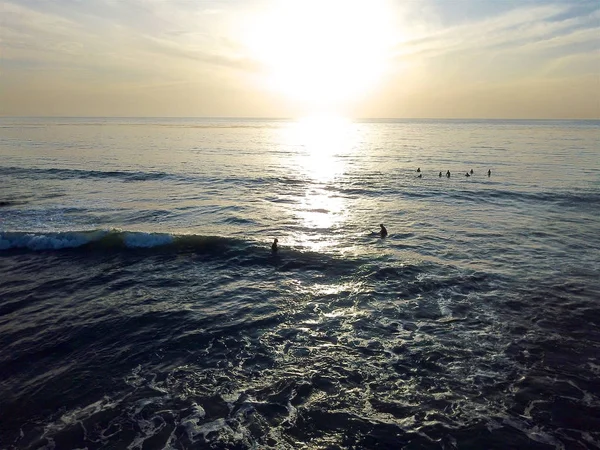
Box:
left=245, top=0, right=395, bottom=112
left=281, top=115, right=356, bottom=250
left=284, top=115, right=353, bottom=181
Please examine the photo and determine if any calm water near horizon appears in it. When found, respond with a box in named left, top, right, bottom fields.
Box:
left=1, top=117, right=599, bottom=449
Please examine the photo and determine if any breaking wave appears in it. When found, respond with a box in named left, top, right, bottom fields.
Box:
left=0, top=229, right=241, bottom=252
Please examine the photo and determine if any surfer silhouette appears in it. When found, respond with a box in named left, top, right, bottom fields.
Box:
left=417, top=167, right=421, bottom=173
left=446, top=170, right=451, bottom=178
left=439, top=171, right=442, bottom=177
left=470, top=169, right=474, bottom=174
left=271, top=238, right=278, bottom=253
left=379, top=224, right=388, bottom=238
left=488, top=169, right=491, bottom=176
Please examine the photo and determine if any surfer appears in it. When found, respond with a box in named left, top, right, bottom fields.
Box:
left=379, top=224, right=388, bottom=238
left=417, top=173, right=422, bottom=178
left=417, top=167, right=421, bottom=173
left=446, top=170, right=450, bottom=178
left=271, top=238, right=278, bottom=253
left=465, top=172, right=470, bottom=177
left=470, top=169, right=474, bottom=174
left=439, top=171, right=442, bottom=177
left=488, top=169, right=491, bottom=176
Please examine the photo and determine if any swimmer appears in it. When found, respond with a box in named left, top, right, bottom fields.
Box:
left=488, top=169, right=491, bottom=176
left=470, top=169, right=474, bottom=174
left=417, top=173, right=422, bottom=178
left=271, top=238, right=278, bottom=253
left=417, top=167, right=421, bottom=173
left=379, top=224, right=388, bottom=238
left=446, top=170, right=451, bottom=178
left=439, top=171, right=442, bottom=177
left=465, top=172, right=470, bottom=177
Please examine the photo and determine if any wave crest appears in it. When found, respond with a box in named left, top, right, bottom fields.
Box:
left=0, top=230, right=188, bottom=251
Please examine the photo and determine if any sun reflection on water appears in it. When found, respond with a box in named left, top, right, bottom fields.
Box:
left=283, top=115, right=354, bottom=183
left=298, top=188, right=346, bottom=229
left=280, top=115, right=358, bottom=252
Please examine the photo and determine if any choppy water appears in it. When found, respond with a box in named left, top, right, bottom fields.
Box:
left=1, top=117, right=599, bottom=449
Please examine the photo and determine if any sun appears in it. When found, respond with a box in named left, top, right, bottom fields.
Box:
left=244, top=0, right=396, bottom=112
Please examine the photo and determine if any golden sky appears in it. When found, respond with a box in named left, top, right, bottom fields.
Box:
left=1, top=0, right=599, bottom=118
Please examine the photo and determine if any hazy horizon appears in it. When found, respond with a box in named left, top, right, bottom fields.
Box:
left=0, top=115, right=600, bottom=118
left=1, top=0, right=599, bottom=119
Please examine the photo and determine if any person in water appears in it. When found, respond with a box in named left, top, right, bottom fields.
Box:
left=439, top=171, right=442, bottom=177
left=488, top=169, right=491, bottom=176
left=470, top=169, right=474, bottom=174
left=446, top=170, right=451, bottom=178
left=271, top=238, right=278, bottom=253
left=380, top=224, right=388, bottom=238
left=417, top=167, right=421, bottom=172
left=465, top=172, right=471, bottom=177
left=417, top=173, right=422, bottom=178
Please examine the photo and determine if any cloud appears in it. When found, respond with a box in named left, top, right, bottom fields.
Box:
left=395, top=3, right=598, bottom=60
left=388, top=2, right=599, bottom=91
left=0, top=0, right=251, bottom=81
left=1, top=0, right=598, bottom=117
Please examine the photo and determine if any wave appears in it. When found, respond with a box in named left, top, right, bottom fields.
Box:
left=0, top=166, right=172, bottom=182
left=0, top=200, right=27, bottom=207
left=444, top=188, right=600, bottom=207
left=324, top=182, right=600, bottom=208
left=0, top=166, right=313, bottom=189
left=0, top=229, right=229, bottom=251
left=0, top=230, right=369, bottom=276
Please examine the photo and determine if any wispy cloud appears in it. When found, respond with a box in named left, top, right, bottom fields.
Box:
left=0, top=0, right=250, bottom=82
left=396, top=3, right=598, bottom=60
left=389, top=1, right=600, bottom=96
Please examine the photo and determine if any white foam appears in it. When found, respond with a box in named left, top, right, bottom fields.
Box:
left=182, top=417, right=228, bottom=442
left=0, top=230, right=176, bottom=250
left=0, top=232, right=92, bottom=250
left=503, top=418, right=565, bottom=450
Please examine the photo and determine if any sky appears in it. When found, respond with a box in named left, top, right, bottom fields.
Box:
left=0, top=0, right=599, bottom=118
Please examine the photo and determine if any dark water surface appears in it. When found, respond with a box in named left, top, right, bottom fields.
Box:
left=1, top=118, right=599, bottom=449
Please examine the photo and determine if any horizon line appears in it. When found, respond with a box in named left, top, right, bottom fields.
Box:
left=1, top=115, right=599, bottom=121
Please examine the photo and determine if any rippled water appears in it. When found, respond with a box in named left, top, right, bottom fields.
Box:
left=1, top=117, right=599, bottom=449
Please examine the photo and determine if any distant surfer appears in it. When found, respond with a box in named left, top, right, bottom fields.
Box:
left=271, top=238, right=278, bottom=253
left=488, top=169, right=491, bottom=176
left=465, top=172, right=470, bottom=177
left=446, top=170, right=450, bottom=178
left=379, top=224, right=388, bottom=238
left=470, top=169, right=474, bottom=174
left=439, top=171, right=442, bottom=177
left=417, top=167, right=421, bottom=173
left=417, top=173, right=422, bottom=178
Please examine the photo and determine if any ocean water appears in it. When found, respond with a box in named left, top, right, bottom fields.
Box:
left=0, top=117, right=599, bottom=449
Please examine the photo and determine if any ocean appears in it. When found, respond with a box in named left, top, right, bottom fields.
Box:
left=1, top=117, right=599, bottom=449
